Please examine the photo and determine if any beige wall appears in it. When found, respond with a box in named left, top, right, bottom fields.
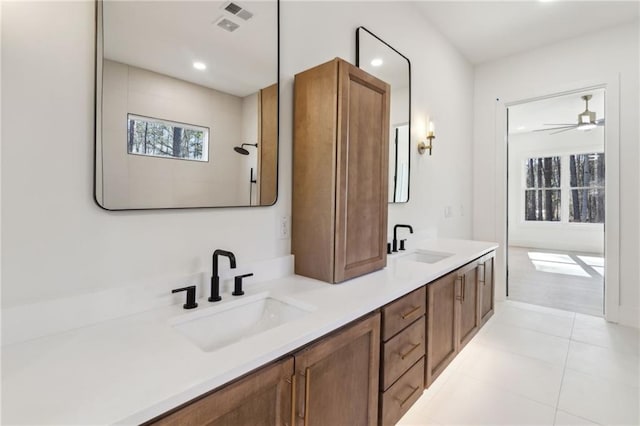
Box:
left=101, top=59, right=253, bottom=208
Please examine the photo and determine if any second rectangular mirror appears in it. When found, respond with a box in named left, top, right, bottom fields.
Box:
left=356, top=26, right=411, bottom=203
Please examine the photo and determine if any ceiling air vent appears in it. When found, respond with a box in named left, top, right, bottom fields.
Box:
left=223, top=2, right=253, bottom=21
left=215, top=17, right=240, bottom=32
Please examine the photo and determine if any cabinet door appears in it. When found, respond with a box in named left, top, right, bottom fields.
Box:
left=150, top=357, right=294, bottom=426
left=426, top=273, right=458, bottom=387
left=334, top=60, right=390, bottom=282
left=294, top=313, right=380, bottom=426
left=457, top=264, right=481, bottom=349
left=480, top=254, right=495, bottom=325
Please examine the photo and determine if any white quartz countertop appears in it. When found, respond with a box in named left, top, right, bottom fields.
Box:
left=1, top=238, right=497, bottom=425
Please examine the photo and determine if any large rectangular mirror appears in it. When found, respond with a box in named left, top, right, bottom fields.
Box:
left=95, top=0, right=279, bottom=210
left=356, top=26, right=411, bottom=203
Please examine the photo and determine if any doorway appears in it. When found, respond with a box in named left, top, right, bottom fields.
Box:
left=506, top=88, right=606, bottom=316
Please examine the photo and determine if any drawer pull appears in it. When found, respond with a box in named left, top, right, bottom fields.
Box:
left=289, top=373, right=296, bottom=426
left=455, top=276, right=463, bottom=301
left=400, top=305, right=421, bottom=320
left=397, top=385, right=421, bottom=407
left=399, top=342, right=421, bottom=360
left=303, top=368, right=311, bottom=425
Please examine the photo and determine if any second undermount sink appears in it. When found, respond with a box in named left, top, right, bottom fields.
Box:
left=400, top=249, right=454, bottom=264
left=170, top=292, right=315, bottom=352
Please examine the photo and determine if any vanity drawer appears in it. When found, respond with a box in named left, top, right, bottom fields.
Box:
left=381, top=316, right=425, bottom=390
left=382, top=286, right=426, bottom=341
left=380, top=357, right=425, bottom=426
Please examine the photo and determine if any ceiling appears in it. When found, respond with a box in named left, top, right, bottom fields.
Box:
left=508, top=88, right=605, bottom=135
left=103, top=1, right=277, bottom=97
left=415, top=1, right=640, bottom=64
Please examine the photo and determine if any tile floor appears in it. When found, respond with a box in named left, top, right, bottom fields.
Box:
left=398, top=300, right=640, bottom=426
left=508, top=246, right=604, bottom=317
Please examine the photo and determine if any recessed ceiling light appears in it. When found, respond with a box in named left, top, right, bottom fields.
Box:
left=193, top=62, right=207, bottom=71
left=517, top=126, right=526, bottom=130
left=371, top=58, right=383, bottom=67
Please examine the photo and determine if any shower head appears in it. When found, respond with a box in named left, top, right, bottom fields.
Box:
left=233, top=143, right=258, bottom=155
left=234, top=146, right=249, bottom=155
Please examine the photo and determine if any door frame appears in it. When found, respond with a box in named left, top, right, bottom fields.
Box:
left=496, top=77, right=620, bottom=322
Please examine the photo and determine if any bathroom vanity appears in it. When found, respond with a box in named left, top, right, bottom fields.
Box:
left=1, top=239, right=497, bottom=425
left=145, top=247, right=495, bottom=426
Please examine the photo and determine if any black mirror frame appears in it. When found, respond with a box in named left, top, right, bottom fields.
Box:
left=93, top=0, right=280, bottom=211
left=355, top=26, right=411, bottom=204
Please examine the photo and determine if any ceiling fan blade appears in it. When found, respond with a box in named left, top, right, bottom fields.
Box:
left=596, top=118, right=605, bottom=125
left=533, top=125, right=577, bottom=132
left=550, top=127, right=576, bottom=135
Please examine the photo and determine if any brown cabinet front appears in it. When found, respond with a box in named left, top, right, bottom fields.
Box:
left=293, top=313, right=381, bottom=426
left=380, top=358, right=425, bottom=426
left=381, top=286, right=426, bottom=341
left=149, top=357, right=294, bottom=426
left=381, top=316, right=426, bottom=390
left=479, top=253, right=495, bottom=325
left=457, top=263, right=481, bottom=349
left=426, top=272, right=458, bottom=386
left=292, top=58, right=390, bottom=284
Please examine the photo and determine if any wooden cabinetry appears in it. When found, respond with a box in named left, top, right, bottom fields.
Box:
left=148, top=357, right=294, bottom=426
left=151, top=314, right=380, bottom=426
left=149, top=250, right=497, bottom=426
left=426, top=252, right=496, bottom=387
left=425, top=272, right=458, bottom=386
left=457, top=262, right=480, bottom=350
left=379, top=288, right=426, bottom=425
left=292, top=58, right=390, bottom=283
left=293, top=313, right=381, bottom=426
left=479, top=251, right=496, bottom=325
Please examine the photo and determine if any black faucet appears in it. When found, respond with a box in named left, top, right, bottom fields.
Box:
left=392, top=224, right=413, bottom=252
left=233, top=273, right=253, bottom=296
left=209, top=249, right=236, bottom=302
left=171, top=285, right=198, bottom=310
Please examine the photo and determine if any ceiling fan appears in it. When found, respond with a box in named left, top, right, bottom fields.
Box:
left=534, top=94, right=605, bottom=135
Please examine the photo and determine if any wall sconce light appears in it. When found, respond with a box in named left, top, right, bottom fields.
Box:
left=418, top=121, right=435, bottom=155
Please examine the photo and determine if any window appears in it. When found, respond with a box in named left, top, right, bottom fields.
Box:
left=524, top=156, right=561, bottom=221
left=569, top=153, right=605, bottom=223
left=127, top=114, right=209, bottom=162
left=521, top=152, right=605, bottom=224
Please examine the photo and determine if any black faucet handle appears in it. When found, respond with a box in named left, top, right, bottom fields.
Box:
left=399, top=239, right=407, bottom=251
left=233, top=273, right=253, bottom=296
left=387, top=242, right=392, bottom=254
left=172, top=285, right=198, bottom=309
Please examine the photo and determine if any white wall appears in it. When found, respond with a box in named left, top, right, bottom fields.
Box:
left=473, top=22, right=640, bottom=326
left=508, top=128, right=604, bottom=253
left=1, top=1, right=474, bottom=312
left=102, top=60, right=248, bottom=208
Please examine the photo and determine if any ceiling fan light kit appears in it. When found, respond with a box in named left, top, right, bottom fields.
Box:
left=533, top=94, right=605, bottom=135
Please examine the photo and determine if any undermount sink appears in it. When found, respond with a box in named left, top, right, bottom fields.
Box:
left=170, top=292, right=315, bottom=352
left=400, top=249, right=454, bottom=264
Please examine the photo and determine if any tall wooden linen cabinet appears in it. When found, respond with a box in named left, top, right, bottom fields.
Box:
left=292, top=58, right=390, bottom=284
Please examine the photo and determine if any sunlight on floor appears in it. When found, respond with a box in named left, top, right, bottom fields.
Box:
left=527, top=251, right=594, bottom=277
left=527, top=252, right=575, bottom=264
left=578, top=255, right=605, bottom=267
left=530, top=260, right=591, bottom=277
